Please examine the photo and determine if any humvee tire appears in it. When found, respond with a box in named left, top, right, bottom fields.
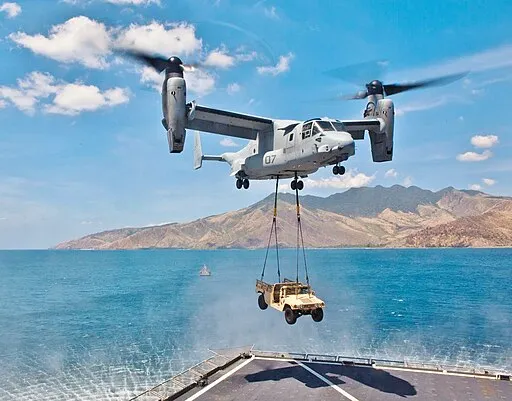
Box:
left=311, top=307, right=323, bottom=322
left=284, top=306, right=297, bottom=325
left=258, top=293, right=268, bottom=310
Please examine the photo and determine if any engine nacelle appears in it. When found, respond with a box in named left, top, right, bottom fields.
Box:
left=368, top=98, right=394, bottom=162
left=164, top=76, right=187, bottom=153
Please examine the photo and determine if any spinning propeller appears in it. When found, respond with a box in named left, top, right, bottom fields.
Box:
left=116, top=49, right=205, bottom=73
left=325, top=61, right=466, bottom=100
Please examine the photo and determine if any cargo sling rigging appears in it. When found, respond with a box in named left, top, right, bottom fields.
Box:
left=260, top=173, right=310, bottom=285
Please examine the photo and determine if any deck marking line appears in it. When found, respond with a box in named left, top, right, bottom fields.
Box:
left=184, top=355, right=255, bottom=401
left=297, top=361, right=361, bottom=401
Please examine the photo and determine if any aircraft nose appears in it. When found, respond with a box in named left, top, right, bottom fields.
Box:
left=331, top=132, right=354, bottom=147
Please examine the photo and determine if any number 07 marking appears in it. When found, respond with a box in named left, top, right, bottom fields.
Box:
left=265, top=155, right=276, bottom=164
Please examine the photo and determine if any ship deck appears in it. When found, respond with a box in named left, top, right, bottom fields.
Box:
left=130, top=349, right=512, bottom=401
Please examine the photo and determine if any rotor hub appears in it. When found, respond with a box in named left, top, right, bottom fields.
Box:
left=166, top=56, right=184, bottom=77
left=366, top=80, right=384, bottom=96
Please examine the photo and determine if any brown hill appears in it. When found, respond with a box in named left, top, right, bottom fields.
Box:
left=54, top=186, right=512, bottom=250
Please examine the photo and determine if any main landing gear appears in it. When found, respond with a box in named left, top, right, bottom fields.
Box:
left=236, top=178, right=250, bottom=190
left=290, top=178, right=304, bottom=191
left=332, top=165, right=346, bottom=176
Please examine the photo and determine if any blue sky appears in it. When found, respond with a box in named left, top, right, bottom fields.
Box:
left=0, top=0, right=511, bottom=249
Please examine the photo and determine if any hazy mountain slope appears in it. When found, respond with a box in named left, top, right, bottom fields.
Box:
left=54, top=186, right=512, bottom=250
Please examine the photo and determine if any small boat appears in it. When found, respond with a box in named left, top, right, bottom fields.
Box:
left=199, top=265, right=211, bottom=276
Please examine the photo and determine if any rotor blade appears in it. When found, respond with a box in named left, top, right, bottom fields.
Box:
left=116, top=48, right=170, bottom=73
left=324, top=60, right=388, bottom=85
left=347, top=90, right=369, bottom=100
left=383, top=72, right=467, bottom=96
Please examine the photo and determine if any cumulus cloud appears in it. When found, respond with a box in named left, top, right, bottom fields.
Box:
left=469, top=184, right=482, bottom=191
left=303, top=170, right=375, bottom=189
left=470, top=134, right=499, bottom=148
left=227, top=83, right=241, bottom=95
left=115, top=21, right=202, bottom=57
left=10, top=16, right=112, bottom=69
left=0, top=71, right=129, bottom=115
left=220, top=138, right=238, bottom=147
left=257, top=52, right=294, bottom=76
left=203, top=48, right=235, bottom=69
left=9, top=18, right=202, bottom=70
left=384, top=168, right=398, bottom=178
left=483, top=178, right=496, bottom=186
left=0, top=2, right=20, bottom=18
left=456, top=150, right=493, bottom=162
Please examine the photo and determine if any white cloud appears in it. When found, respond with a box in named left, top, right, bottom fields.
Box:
left=483, top=178, right=496, bottom=186
left=9, top=16, right=112, bottom=69
left=115, top=21, right=202, bottom=57
left=203, top=48, right=235, bottom=69
left=9, top=18, right=202, bottom=70
left=227, top=83, right=241, bottom=95
left=235, top=50, right=258, bottom=62
left=458, top=116, right=464, bottom=121
left=303, top=170, right=375, bottom=189
left=0, top=2, right=20, bottom=18
left=0, top=71, right=129, bottom=115
left=469, top=184, right=482, bottom=191
left=456, top=150, right=492, bottom=162
left=403, top=176, right=413, bottom=187
left=384, top=168, right=398, bottom=178
left=470, top=134, right=499, bottom=148
left=257, top=52, right=294, bottom=76
left=220, top=138, right=238, bottom=147
left=264, top=6, right=278, bottom=19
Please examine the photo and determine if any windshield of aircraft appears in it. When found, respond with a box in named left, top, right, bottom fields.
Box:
left=316, top=121, right=335, bottom=131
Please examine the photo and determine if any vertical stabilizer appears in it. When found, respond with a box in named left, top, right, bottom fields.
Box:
left=194, top=131, right=203, bottom=169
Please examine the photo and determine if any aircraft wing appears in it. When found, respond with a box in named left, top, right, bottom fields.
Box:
left=186, top=103, right=273, bottom=140
left=335, top=118, right=384, bottom=140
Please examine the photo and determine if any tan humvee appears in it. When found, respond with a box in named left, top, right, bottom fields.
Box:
left=256, top=278, right=325, bottom=325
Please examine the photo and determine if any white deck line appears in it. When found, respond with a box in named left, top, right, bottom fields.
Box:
left=184, top=356, right=255, bottom=401
left=296, top=361, right=361, bottom=401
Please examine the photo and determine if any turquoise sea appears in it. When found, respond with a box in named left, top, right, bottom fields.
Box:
left=0, top=249, right=511, bottom=400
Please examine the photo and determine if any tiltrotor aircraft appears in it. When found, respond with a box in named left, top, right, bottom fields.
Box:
left=123, top=50, right=462, bottom=190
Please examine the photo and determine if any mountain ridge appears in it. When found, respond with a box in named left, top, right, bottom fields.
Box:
left=54, top=185, right=512, bottom=250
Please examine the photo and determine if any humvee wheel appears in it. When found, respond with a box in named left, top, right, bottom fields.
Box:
left=258, top=294, right=268, bottom=310
left=312, top=308, right=324, bottom=322
left=284, top=306, right=297, bottom=325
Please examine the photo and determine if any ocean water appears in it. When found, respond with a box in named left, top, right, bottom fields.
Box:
left=0, top=248, right=511, bottom=400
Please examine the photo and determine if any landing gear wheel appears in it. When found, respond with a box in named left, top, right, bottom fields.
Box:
left=243, top=179, right=250, bottom=189
left=332, top=165, right=339, bottom=175
left=297, top=180, right=304, bottom=191
left=311, top=308, right=324, bottom=322
left=258, top=294, right=268, bottom=310
left=338, top=166, right=346, bottom=175
left=290, top=180, right=297, bottom=190
left=284, top=306, right=297, bottom=325
left=236, top=179, right=242, bottom=189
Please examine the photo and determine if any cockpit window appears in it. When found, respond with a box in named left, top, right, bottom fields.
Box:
left=332, top=122, right=345, bottom=131
left=317, top=121, right=335, bottom=131
left=302, top=122, right=312, bottom=139
left=312, top=124, right=321, bottom=136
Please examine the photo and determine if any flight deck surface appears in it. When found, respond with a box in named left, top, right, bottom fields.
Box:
left=131, top=350, right=511, bottom=401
